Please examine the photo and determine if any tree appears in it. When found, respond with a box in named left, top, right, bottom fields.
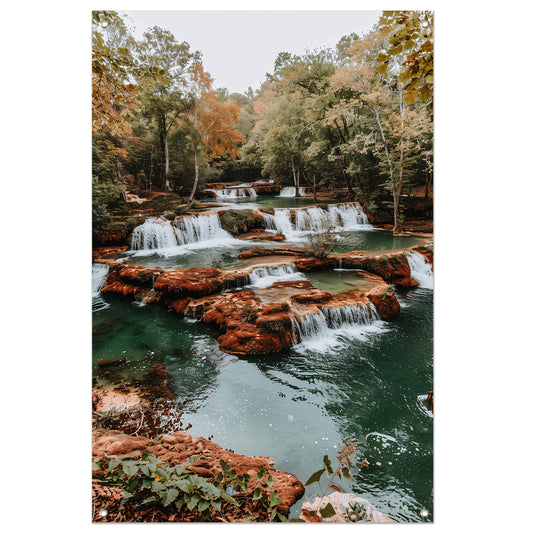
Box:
left=376, top=11, right=434, bottom=104
left=92, top=11, right=139, bottom=137
left=182, top=64, right=245, bottom=205
left=136, top=26, right=197, bottom=191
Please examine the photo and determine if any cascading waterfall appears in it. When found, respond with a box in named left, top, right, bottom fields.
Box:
left=291, top=302, right=382, bottom=348
left=92, top=263, right=110, bottom=311
left=262, top=209, right=295, bottom=237
left=130, top=214, right=233, bottom=251
left=207, top=187, right=256, bottom=199
left=247, top=264, right=307, bottom=289
left=130, top=217, right=179, bottom=250
left=264, top=204, right=370, bottom=238
left=279, top=187, right=308, bottom=197
left=173, top=214, right=232, bottom=245
left=406, top=251, right=434, bottom=289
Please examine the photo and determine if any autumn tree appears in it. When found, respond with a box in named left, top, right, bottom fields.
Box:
left=182, top=64, right=245, bottom=204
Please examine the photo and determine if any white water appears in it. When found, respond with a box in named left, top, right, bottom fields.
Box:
left=92, top=263, right=110, bottom=311
left=279, top=186, right=308, bottom=197
left=130, top=215, right=236, bottom=254
left=291, top=303, right=385, bottom=351
left=264, top=204, right=371, bottom=240
left=207, top=187, right=257, bottom=199
left=406, top=251, right=433, bottom=289
left=247, top=264, right=307, bottom=289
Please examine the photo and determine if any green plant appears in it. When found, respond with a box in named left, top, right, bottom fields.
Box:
left=300, top=439, right=358, bottom=522
left=92, top=452, right=286, bottom=522
left=306, top=223, right=337, bottom=259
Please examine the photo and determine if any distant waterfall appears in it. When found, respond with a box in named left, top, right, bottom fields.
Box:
left=92, top=263, right=110, bottom=311
left=247, top=264, right=307, bottom=289
left=264, top=204, right=370, bottom=237
left=291, top=303, right=381, bottom=348
left=130, top=214, right=232, bottom=250
left=406, top=251, right=434, bottom=289
left=279, top=187, right=308, bottom=197
left=207, top=187, right=256, bottom=199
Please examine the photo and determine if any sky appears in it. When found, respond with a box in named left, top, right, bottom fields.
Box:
left=122, top=10, right=380, bottom=94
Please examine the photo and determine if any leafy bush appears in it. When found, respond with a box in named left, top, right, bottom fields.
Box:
left=92, top=453, right=287, bottom=522
left=306, top=223, right=337, bottom=259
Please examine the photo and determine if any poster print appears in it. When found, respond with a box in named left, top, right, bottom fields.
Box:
left=92, top=9, right=433, bottom=523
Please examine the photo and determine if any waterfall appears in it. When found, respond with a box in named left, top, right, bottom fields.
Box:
left=262, top=209, right=295, bottom=237
left=130, top=214, right=233, bottom=251
left=406, top=251, right=434, bottom=289
left=264, top=204, right=370, bottom=238
left=130, top=217, right=179, bottom=250
left=291, top=302, right=383, bottom=349
left=173, top=214, right=232, bottom=245
left=209, top=187, right=257, bottom=199
left=247, top=264, right=307, bottom=289
left=92, top=263, right=110, bottom=311
left=279, top=186, right=308, bottom=197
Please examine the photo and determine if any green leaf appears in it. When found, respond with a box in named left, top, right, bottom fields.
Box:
left=220, top=460, right=230, bottom=475
left=174, top=498, right=184, bottom=510
left=323, top=455, right=333, bottom=475
left=150, top=481, right=166, bottom=492
left=91, top=461, right=100, bottom=471
left=220, top=491, right=239, bottom=506
left=265, top=475, right=273, bottom=488
left=417, top=85, right=433, bottom=100
left=277, top=511, right=288, bottom=522
left=142, top=478, right=152, bottom=489
left=198, top=500, right=210, bottom=513
left=252, top=487, right=262, bottom=501
left=319, top=502, right=337, bottom=519
left=305, top=468, right=325, bottom=486
left=185, top=455, right=199, bottom=466
left=341, top=466, right=353, bottom=480
left=186, top=494, right=201, bottom=511
left=139, top=464, right=151, bottom=477
left=122, top=461, right=139, bottom=477
left=398, top=70, right=412, bottom=84
left=376, top=64, right=388, bottom=75
left=121, top=490, right=133, bottom=501
left=269, top=491, right=282, bottom=507
left=161, top=488, right=180, bottom=506
left=140, top=495, right=157, bottom=506
left=211, top=499, right=221, bottom=512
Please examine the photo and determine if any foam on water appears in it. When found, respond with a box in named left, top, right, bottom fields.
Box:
left=129, top=214, right=238, bottom=256
left=247, top=264, right=307, bottom=289
left=406, top=251, right=433, bottom=289
left=92, top=263, right=110, bottom=311
left=279, top=186, right=308, bottom=197
left=291, top=302, right=386, bottom=351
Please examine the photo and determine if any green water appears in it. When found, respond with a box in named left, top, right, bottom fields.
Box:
left=92, top=282, right=433, bottom=522
left=120, top=229, right=429, bottom=271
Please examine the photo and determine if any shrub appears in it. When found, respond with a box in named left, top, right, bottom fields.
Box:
left=306, top=223, right=337, bottom=259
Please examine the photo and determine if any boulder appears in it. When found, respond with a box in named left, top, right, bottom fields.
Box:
left=92, top=429, right=304, bottom=516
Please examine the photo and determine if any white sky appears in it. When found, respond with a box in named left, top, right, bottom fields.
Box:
left=122, top=10, right=380, bottom=94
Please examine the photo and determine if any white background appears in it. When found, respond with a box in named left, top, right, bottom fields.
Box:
left=2, top=1, right=532, bottom=531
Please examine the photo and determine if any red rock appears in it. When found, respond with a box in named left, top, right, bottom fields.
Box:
left=93, top=428, right=303, bottom=515
left=294, top=257, right=336, bottom=271
left=367, top=285, right=401, bottom=318
left=154, top=268, right=224, bottom=297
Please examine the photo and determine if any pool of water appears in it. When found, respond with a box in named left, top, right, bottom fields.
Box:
left=92, top=279, right=433, bottom=522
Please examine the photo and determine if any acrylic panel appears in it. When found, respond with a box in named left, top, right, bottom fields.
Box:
left=92, top=9, right=433, bottom=523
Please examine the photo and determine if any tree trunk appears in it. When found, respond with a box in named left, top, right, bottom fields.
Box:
left=187, top=147, right=200, bottom=207
left=159, top=114, right=170, bottom=192
left=313, top=173, right=317, bottom=202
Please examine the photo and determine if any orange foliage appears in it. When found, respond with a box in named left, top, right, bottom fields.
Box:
left=189, top=64, right=245, bottom=163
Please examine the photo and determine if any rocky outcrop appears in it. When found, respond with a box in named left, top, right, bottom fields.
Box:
left=92, top=429, right=304, bottom=515
left=218, top=209, right=264, bottom=235
left=237, top=231, right=286, bottom=242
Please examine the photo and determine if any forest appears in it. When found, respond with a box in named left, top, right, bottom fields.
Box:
left=93, top=10, right=433, bottom=235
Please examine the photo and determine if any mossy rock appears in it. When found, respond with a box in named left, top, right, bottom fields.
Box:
left=218, top=209, right=263, bottom=235
left=259, top=207, right=275, bottom=216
